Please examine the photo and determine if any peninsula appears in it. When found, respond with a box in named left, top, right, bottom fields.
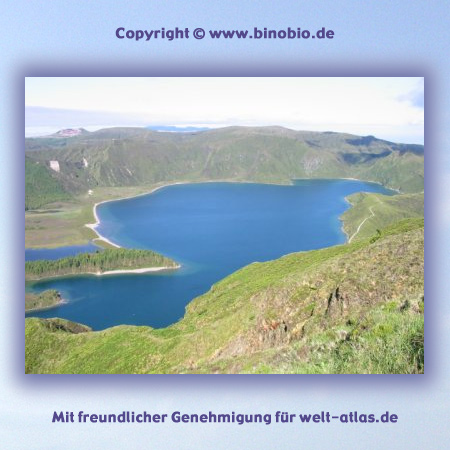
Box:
left=25, top=290, right=64, bottom=312
left=25, top=248, right=179, bottom=281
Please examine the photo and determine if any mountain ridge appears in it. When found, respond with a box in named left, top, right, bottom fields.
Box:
left=25, top=126, right=424, bottom=211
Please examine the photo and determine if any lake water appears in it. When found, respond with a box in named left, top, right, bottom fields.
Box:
left=25, top=242, right=100, bottom=261
left=26, top=180, right=392, bottom=330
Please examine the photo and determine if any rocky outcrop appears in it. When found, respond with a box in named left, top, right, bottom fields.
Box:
left=41, top=318, right=92, bottom=334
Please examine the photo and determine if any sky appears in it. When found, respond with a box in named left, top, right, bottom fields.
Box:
left=25, top=77, right=424, bottom=143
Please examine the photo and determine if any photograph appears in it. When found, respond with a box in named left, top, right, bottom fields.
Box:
left=24, top=77, right=424, bottom=374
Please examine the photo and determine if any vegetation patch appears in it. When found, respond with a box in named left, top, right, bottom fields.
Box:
left=342, top=192, right=424, bottom=241
left=25, top=157, right=71, bottom=210
left=25, top=290, right=63, bottom=312
left=25, top=248, right=179, bottom=281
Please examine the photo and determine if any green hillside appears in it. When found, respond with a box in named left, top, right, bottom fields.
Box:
left=342, top=192, right=424, bottom=242
left=25, top=157, right=71, bottom=210
left=25, top=290, right=62, bottom=312
left=25, top=127, right=424, bottom=211
left=25, top=218, right=424, bottom=374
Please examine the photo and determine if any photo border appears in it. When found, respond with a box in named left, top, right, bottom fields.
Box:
left=19, top=68, right=430, bottom=387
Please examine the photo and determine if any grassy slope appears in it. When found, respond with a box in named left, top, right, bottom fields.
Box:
left=25, top=290, right=62, bottom=312
left=26, top=127, right=424, bottom=197
left=342, top=192, right=424, bottom=241
left=25, top=186, right=152, bottom=248
left=25, top=218, right=424, bottom=374
left=25, top=157, right=71, bottom=210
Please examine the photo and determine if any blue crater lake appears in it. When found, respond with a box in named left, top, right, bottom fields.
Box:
left=26, top=180, right=392, bottom=330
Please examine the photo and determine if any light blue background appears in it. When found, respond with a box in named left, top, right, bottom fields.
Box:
left=2, top=1, right=447, bottom=448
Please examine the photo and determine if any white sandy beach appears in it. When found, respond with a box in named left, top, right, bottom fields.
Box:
left=93, top=265, right=180, bottom=276
left=27, top=265, right=181, bottom=282
left=84, top=182, right=186, bottom=248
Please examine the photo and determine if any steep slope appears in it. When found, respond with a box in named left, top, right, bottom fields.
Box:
left=25, top=157, right=71, bottom=210
left=25, top=218, right=424, bottom=374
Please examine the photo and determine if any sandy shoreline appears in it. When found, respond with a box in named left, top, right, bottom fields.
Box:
left=85, top=179, right=244, bottom=247
left=93, top=265, right=181, bottom=276
left=26, top=265, right=181, bottom=282
left=84, top=182, right=186, bottom=248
